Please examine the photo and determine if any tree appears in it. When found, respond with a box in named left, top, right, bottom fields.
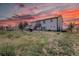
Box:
left=68, top=22, right=75, bottom=32
left=18, top=22, right=27, bottom=31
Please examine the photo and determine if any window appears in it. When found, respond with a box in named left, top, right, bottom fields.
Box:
left=50, top=19, right=53, bottom=22
left=43, top=20, right=45, bottom=23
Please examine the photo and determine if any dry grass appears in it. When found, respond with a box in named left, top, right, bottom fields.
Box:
left=0, top=31, right=79, bottom=56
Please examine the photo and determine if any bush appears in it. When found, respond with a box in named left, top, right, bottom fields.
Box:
left=58, top=39, right=75, bottom=55
left=18, top=22, right=28, bottom=31
left=7, top=34, right=13, bottom=39
left=0, top=43, right=16, bottom=56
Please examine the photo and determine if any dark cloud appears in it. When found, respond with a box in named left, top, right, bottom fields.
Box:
left=0, top=3, right=79, bottom=19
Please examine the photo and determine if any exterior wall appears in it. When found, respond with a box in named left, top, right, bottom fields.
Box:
left=35, top=18, right=58, bottom=31
left=57, top=16, right=63, bottom=31
left=44, top=18, right=57, bottom=31
left=30, top=16, right=63, bottom=31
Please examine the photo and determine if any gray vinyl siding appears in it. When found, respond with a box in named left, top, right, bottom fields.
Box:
left=43, top=18, right=57, bottom=30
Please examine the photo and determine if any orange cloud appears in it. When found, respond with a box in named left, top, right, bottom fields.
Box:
left=56, top=9, right=79, bottom=25
left=60, top=9, right=79, bottom=19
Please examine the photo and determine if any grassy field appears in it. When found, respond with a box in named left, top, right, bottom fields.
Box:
left=0, top=30, right=79, bottom=56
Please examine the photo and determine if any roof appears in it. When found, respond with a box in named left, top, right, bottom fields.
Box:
left=26, top=15, right=62, bottom=23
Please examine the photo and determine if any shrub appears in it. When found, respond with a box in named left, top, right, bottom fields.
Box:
left=58, top=39, right=75, bottom=55
left=6, top=34, right=13, bottom=39
left=0, top=43, right=16, bottom=56
left=18, top=22, right=28, bottom=31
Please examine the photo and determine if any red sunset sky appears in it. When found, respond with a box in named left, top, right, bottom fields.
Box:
left=0, top=3, right=79, bottom=26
